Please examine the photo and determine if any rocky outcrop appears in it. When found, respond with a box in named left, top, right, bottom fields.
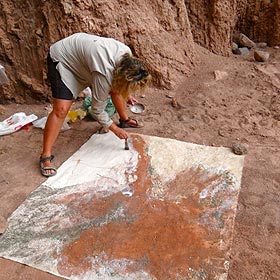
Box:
left=0, top=0, right=196, bottom=102
left=186, top=0, right=280, bottom=56
left=185, top=0, right=236, bottom=56
left=235, top=0, right=280, bottom=46
left=0, top=0, right=280, bottom=103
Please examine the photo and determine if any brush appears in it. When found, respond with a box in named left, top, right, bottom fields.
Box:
left=125, top=138, right=129, bottom=150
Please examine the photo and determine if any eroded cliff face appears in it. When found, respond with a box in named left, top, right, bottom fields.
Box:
left=0, top=0, right=279, bottom=103
left=235, top=0, right=280, bottom=46
left=0, top=0, right=195, bottom=103
left=186, top=0, right=280, bottom=56
left=185, top=0, right=237, bottom=56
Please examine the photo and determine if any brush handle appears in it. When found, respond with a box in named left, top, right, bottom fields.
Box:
left=125, top=138, right=129, bottom=150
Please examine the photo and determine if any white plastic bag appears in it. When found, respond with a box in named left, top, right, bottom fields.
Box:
left=32, top=116, right=70, bottom=131
left=32, top=116, right=47, bottom=129
left=0, top=112, right=38, bottom=136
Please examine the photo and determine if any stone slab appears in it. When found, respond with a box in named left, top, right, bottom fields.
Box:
left=0, top=132, right=245, bottom=280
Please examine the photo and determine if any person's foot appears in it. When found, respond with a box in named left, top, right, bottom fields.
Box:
left=118, top=117, right=144, bottom=128
left=39, top=155, right=57, bottom=177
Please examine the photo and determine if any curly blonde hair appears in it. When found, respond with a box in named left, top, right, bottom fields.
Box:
left=111, top=53, right=151, bottom=100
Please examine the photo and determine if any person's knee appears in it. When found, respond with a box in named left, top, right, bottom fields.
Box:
left=53, top=105, right=69, bottom=119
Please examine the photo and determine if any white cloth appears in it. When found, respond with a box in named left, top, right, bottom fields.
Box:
left=50, top=33, right=132, bottom=127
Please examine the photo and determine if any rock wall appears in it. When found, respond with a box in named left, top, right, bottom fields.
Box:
left=186, top=0, right=280, bottom=56
left=0, top=0, right=280, bottom=103
left=185, top=0, right=237, bottom=56
left=0, top=0, right=195, bottom=103
left=235, top=0, right=280, bottom=46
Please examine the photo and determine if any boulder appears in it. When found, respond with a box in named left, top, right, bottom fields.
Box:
left=254, top=50, right=270, bottom=62
left=239, top=33, right=256, bottom=49
left=239, top=47, right=250, bottom=56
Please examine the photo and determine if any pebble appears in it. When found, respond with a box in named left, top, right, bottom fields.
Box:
left=214, top=70, right=228, bottom=81
left=171, top=97, right=178, bottom=107
left=239, top=33, right=256, bottom=48
left=239, top=47, right=250, bottom=56
left=232, top=143, right=248, bottom=155
left=254, top=50, right=270, bottom=62
left=232, top=42, right=239, bottom=54
left=255, top=42, right=267, bottom=48
left=166, top=93, right=175, bottom=98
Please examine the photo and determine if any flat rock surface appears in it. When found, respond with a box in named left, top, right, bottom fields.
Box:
left=0, top=132, right=244, bottom=279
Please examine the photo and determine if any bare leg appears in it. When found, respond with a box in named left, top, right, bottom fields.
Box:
left=41, top=98, right=73, bottom=175
left=111, top=92, right=128, bottom=120
left=111, top=92, right=137, bottom=126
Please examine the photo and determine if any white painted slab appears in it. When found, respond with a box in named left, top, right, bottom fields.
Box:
left=0, top=132, right=245, bottom=280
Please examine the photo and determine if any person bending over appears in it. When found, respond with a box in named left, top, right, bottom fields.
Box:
left=40, top=32, right=151, bottom=177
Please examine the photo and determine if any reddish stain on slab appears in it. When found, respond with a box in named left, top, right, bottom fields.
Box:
left=56, top=135, right=230, bottom=279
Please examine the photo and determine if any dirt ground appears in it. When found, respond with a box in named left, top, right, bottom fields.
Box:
left=0, top=45, right=279, bottom=280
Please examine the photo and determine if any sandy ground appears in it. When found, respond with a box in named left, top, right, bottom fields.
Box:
left=0, top=46, right=279, bottom=280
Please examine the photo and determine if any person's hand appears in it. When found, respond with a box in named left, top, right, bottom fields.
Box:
left=109, top=123, right=129, bottom=139
left=127, top=95, right=138, bottom=105
left=115, top=127, right=128, bottom=139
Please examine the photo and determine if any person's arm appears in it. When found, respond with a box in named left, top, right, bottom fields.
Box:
left=90, top=94, right=113, bottom=127
left=110, top=90, right=129, bottom=121
left=91, top=73, right=128, bottom=139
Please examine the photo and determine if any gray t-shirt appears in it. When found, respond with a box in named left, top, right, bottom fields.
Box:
left=50, top=33, right=132, bottom=127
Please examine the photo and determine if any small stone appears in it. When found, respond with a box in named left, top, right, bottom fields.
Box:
left=239, top=47, right=250, bottom=56
left=232, top=143, right=248, bottom=155
left=232, top=42, right=238, bottom=49
left=178, top=114, right=188, bottom=121
left=171, top=97, right=178, bottom=108
left=166, top=93, right=174, bottom=98
left=254, top=50, right=270, bottom=62
left=255, top=42, right=267, bottom=48
left=274, top=46, right=279, bottom=49
left=233, top=47, right=241, bottom=55
left=239, top=33, right=256, bottom=48
left=232, top=42, right=239, bottom=54
left=214, top=70, right=228, bottom=81
left=218, top=129, right=226, bottom=137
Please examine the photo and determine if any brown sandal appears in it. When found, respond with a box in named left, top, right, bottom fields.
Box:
left=39, top=155, right=57, bottom=177
left=118, top=117, right=144, bottom=128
